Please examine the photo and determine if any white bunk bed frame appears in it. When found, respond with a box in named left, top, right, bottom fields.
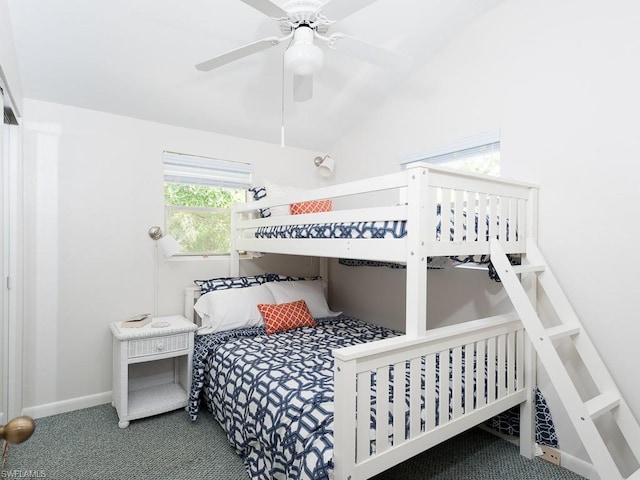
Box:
left=223, top=163, right=539, bottom=479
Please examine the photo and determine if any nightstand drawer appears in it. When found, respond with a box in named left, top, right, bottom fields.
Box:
left=128, top=333, right=189, bottom=358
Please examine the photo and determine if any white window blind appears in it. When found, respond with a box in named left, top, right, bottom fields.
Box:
left=162, top=151, right=252, bottom=189
left=399, top=131, right=500, bottom=166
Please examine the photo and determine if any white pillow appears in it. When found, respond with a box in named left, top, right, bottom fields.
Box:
left=263, top=179, right=300, bottom=216
left=194, top=283, right=276, bottom=334
left=264, top=279, right=341, bottom=318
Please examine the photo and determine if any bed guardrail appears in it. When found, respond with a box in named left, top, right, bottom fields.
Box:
left=231, top=164, right=538, bottom=266
left=332, top=313, right=528, bottom=480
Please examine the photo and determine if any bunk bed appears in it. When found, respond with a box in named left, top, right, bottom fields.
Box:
left=188, top=163, right=540, bottom=480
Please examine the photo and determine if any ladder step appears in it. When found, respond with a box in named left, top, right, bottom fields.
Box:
left=546, top=324, right=581, bottom=341
left=585, top=392, right=621, bottom=420
left=512, top=264, right=546, bottom=274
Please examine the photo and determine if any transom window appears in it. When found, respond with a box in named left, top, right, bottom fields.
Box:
left=400, top=131, right=500, bottom=176
left=163, top=151, right=251, bottom=256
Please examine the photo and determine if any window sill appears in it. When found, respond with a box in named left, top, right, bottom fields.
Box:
left=166, top=254, right=251, bottom=262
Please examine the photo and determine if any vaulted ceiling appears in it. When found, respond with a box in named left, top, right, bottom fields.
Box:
left=7, top=0, right=504, bottom=151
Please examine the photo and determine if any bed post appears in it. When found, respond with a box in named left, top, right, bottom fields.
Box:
left=519, top=186, right=539, bottom=459
left=333, top=356, right=357, bottom=480
left=184, top=286, right=200, bottom=325
left=319, top=257, right=329, bottom=298
left=230, top=203, right=240, bottom=276
left=405, top=163, right=428, bottom=337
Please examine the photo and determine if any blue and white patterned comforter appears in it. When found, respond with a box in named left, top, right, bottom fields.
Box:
left=189, top=316, right=400, bottom=480
left=255, top=220, right=406, bottom=240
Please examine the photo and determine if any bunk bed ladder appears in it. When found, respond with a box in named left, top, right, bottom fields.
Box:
left=491, top=238, right=640, bottom=480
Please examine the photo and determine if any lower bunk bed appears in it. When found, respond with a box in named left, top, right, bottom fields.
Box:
left=185, top=278, right=554, bottom=480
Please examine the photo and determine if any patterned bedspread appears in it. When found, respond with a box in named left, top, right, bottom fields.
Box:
left=189, top=316, right=400, bottom=479
left=255, top=220, right=406, bottom=240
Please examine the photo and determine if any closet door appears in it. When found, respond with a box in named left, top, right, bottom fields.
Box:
left=1, top=79, right=23, bottom=422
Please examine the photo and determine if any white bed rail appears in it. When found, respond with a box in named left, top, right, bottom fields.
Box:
left=184, top=286, right=200, bottom=326
left=231, top=164, right=538, bottom=266
left=333, top=313, right=527, bottom=480
left=420, top=165, right=536, bottom=256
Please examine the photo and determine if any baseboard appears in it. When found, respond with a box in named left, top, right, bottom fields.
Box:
left=22, top=391, right=112, bottom=419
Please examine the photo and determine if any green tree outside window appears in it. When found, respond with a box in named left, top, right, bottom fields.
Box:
left=445, top=152, right=500, bottom=176
left=164, top=183, right=245, bottom=255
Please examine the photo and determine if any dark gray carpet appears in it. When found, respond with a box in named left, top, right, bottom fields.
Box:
left=2, top=404, right=586, bottom=479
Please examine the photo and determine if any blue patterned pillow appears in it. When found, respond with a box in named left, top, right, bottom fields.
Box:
left=194, top=274, right=267, bottom=294
left=248, top=186, right=271, bottom=218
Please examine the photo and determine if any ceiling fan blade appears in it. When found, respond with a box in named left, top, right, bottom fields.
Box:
left=196, top=37, right=282, bottom=71
left=239, top=0, right=288, bottom=18
left=320, top=0, right=380, bottom=21
left=293, top=75, right=313, bottom=102
left=328, top=34, right=412, bottom=71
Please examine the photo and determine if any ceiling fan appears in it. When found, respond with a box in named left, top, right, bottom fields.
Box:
left=196, top=0, right=411, bottom=102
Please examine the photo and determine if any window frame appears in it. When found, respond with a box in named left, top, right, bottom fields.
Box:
left=162, top=151, right=252, bottom=257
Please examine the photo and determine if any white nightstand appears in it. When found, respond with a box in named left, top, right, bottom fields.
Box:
left=110, top=315, right=197, bottom=428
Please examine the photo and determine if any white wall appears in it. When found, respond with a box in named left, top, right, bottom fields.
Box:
left=330, top=262, right=512, bottom=333
left=329, top=0, right=640, bottom=473
left=21, top=99, right=322, bottom=416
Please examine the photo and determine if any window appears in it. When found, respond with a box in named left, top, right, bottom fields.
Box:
left=399, top=131, right=500, bottom=176
left=163, top=151, right=252, bottom=256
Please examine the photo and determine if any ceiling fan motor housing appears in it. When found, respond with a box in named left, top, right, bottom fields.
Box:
left=279, top=0, right=329, bottom=34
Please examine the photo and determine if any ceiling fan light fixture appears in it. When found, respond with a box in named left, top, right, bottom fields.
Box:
left=284, top=26, right=324, bottom=76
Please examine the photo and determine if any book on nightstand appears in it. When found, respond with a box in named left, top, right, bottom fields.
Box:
left=121, top=314, right=151, bottom=328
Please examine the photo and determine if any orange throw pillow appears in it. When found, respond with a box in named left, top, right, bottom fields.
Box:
left=290, top=200, right=332, bottom=215
left=257, top=300, right=317, bottom=335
